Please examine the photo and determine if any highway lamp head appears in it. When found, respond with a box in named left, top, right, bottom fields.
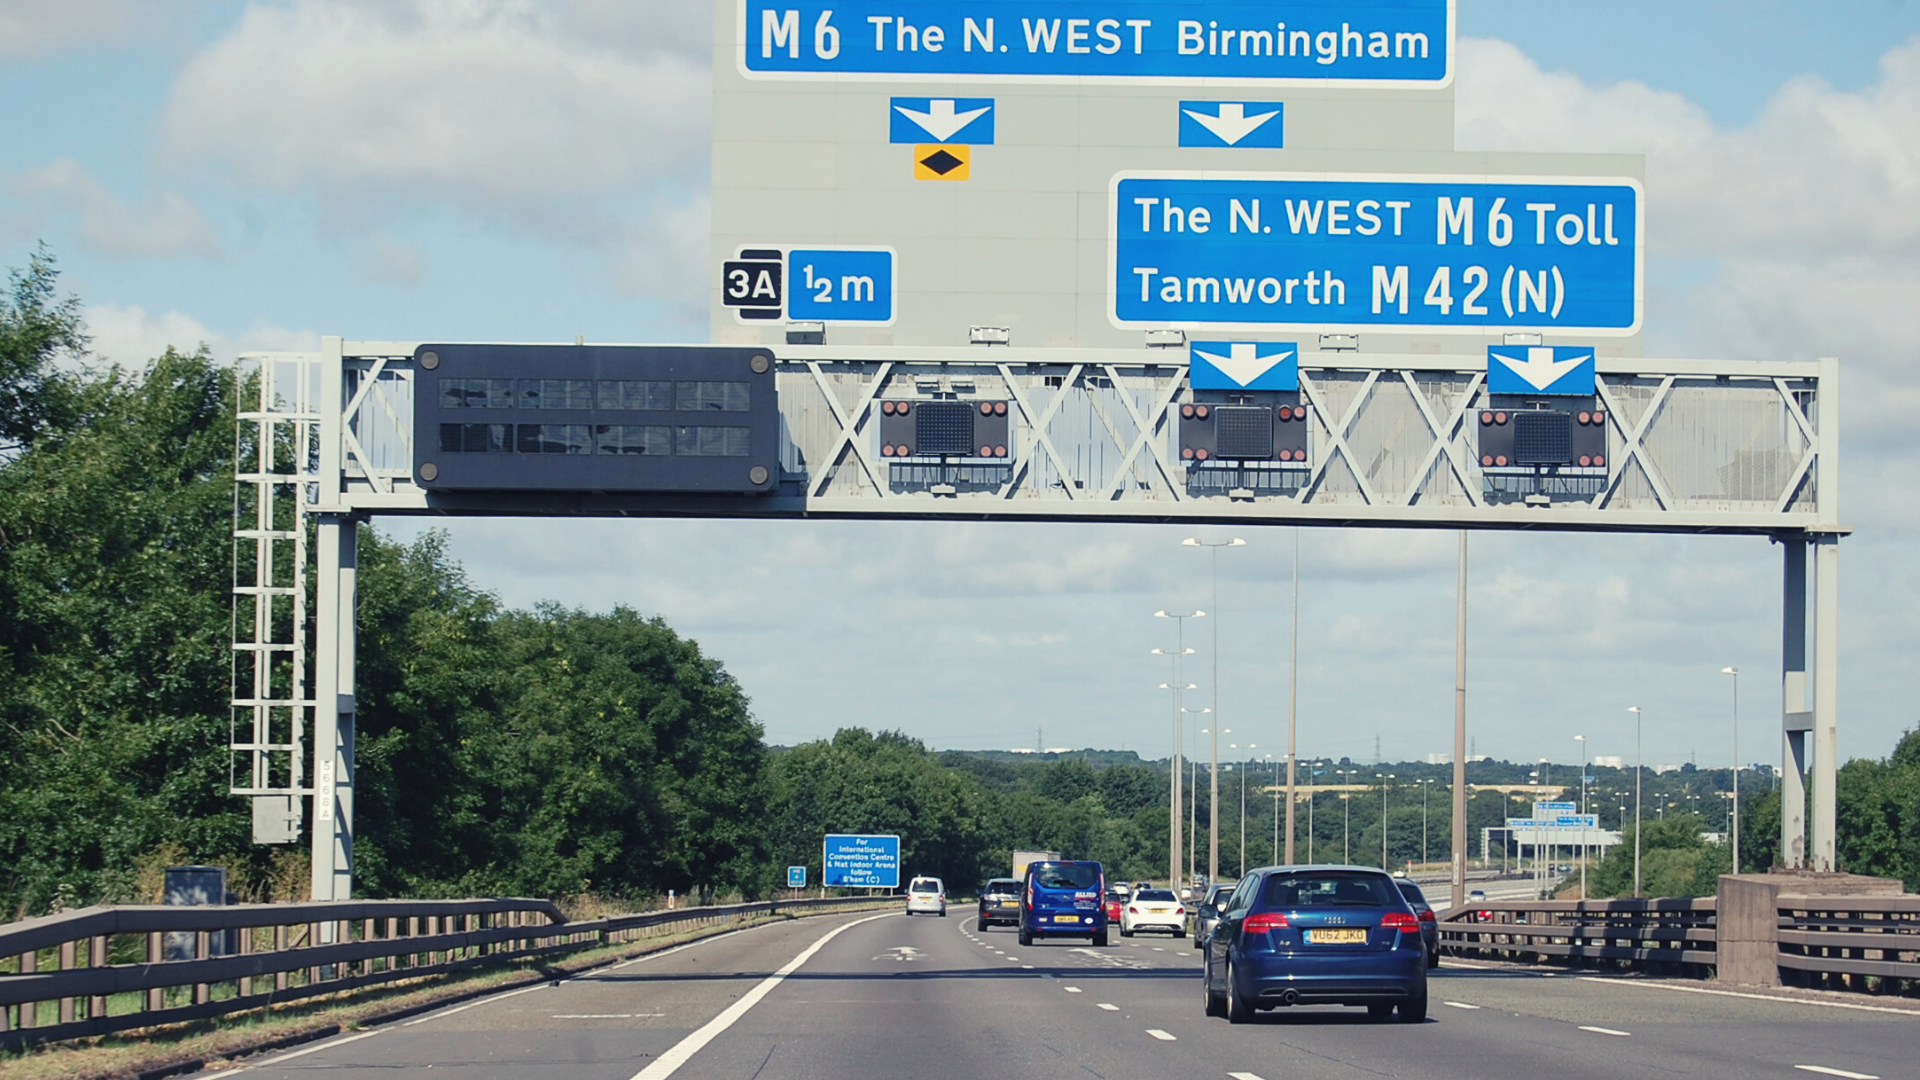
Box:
left=1721, top=666, right=1738, bottom=676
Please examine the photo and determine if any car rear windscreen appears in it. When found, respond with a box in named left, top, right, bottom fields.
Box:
left=1031, top=864, right=1100, bottom=890
left=910, top=879, right=940, bottom=892
left=1262, top=871, right=1395, bottom=908
left=986, top=880, right=1019, bottom=894
left=1396, top=882, right=1428, bottom=903
left=1135, top=890, right=1177, bottom=902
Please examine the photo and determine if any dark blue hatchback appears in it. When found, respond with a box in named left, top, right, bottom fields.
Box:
left=1018, top=860, right=1110, bottom=947
left=1202, top=865, right=1428, bottom=1024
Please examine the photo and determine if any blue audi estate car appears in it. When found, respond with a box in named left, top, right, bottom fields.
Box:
left=1018, top=860, right=1110, bottom=947
left=1202, top=865, right=1428, bottom=1023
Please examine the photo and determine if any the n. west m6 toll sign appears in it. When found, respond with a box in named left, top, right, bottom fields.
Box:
left=1111, top=173, right=1642, bottom=334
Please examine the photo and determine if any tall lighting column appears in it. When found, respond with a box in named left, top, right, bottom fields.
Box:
left=1574, top=734, right=1589, bottom=900
left=1183, top=536, right=1245, bottom=887
left=1722, top=666, right=1741, bottom=874
left=1628, top=706, right=1645, bottom=898
left=1154, top=608, right=1204, bottom=887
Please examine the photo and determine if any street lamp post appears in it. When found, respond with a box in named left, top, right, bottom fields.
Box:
left=1154, top=608, right=1204, bottom=887
left=1628, top=706, right=1645, bottom=899
left=1308, top=761, right=1324, bottom=863
left=1419, top=778, right=1434, bottom=869
left=1341, top=792, right=1352, bottom=863
left=1574, top=734, right=1589, bottom=901
left=1376, top=774, right=1395, bottom=870
left=1722, top=666, right=1741, bottom=874
left=1229, top=742, right=1255, bottom=877
left=1183, top=536, right=1244, bottom=888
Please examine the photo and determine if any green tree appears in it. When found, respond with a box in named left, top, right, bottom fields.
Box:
left=0, top=243, right=88, bottom=454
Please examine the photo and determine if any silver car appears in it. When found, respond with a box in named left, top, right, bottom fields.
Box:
left=1192, top=882, right=1238, bottom=948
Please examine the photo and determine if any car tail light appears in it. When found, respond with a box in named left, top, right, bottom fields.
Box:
left=1128, top=906, right=1139, bottom=914
left=1244, top=912, right=1290, bottom=932
left=1175, top=907, right=1185, bottom=916
left=1381, top=911, right=1421, bottom=933
left=1418, top=908, right=1435, bottom=924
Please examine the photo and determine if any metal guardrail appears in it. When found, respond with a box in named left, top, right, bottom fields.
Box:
left=1777, top=896, right=1920, bottom=986
left=1438, top=898, right=1719, bottom=968
left=0, top=894, right=879, bottom=1048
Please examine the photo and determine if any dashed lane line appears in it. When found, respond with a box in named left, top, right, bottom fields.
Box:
left=1229, top=1073, right=1268, bottom=1080
left=1443, top=1001, right=1481, bottom=1010
left=1146, top=1029, right=1177, bottom=1041
left=1097, top=1003, right=1119, bottom=1011
left=1794, top=1067, right=1880, bottom=1080
left=1578, top=1025, right=1631, bottom=1037
left=1064, top=986, right=1083, bottom=993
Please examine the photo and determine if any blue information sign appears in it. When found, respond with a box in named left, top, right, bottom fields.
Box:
left=739, top=1, right=1453, bottom=85
left=823, top=834, right=902, bottom=888
left=787, top=865, right=808, bottom=888
left=786, top=248, right=895, bottom=324
left=1110, top=173, right=1642, bottom=334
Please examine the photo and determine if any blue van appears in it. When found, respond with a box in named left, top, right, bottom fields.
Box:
left=1018, top=860, right=1109, bottom=947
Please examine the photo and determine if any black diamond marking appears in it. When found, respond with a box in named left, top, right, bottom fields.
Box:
left=920, top=149, right=964, bottom=176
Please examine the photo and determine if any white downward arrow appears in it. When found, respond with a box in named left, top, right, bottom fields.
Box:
left=1183, top=103, right=1279, bottom=146
left=1492, top=347, right=1593, bottom=391
left=895, top=99, right=990, bottom=142
left=1194, top=343, right=1295, bottom=387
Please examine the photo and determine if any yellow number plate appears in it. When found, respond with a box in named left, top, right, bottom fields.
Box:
left=1308, top=928, right=1367, bottom=944
left=1149, top=907, right=1169, bottom=914
left=1054, top=915, right=1080, bottom=923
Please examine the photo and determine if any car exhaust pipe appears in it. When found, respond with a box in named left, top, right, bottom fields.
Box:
left=1280, top=989, right=1298, bottom=1005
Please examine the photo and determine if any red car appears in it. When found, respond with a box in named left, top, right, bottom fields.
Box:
left=1104, top=889, right=1128, bottom=923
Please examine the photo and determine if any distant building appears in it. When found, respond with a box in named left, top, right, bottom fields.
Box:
left=1653, top=764, right=1681, bottom=775
left=1592, top=755, right=1624, bottom=769
left=1426, top=753, right=1452, bottom=765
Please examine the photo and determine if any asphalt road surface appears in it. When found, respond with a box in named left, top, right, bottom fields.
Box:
left=205, top=909, right=1914, bottom=1080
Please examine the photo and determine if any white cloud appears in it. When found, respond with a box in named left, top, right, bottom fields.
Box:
left=365, top=234, right=427, bottom=286
left=5, top=159, right=220, bottom=259
left=85, top=304, right=318, bottom=367
left=0, top=0, right=136, bottom=56
left=161, top=0, right=708, bottom=213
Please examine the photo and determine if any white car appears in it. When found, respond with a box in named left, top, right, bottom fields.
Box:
left=904, top=876, right=947, bottom=916
left=1120, top=888, right=1187, bottom=937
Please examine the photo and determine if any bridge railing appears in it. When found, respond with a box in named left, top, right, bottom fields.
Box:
left=0, top=894, right=880, bottom=1049
left=1438, top=898, right=1719, bottom=970
left=1776, top=895, right=1920, bottom=988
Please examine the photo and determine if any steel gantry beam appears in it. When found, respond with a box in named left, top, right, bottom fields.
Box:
left=233, top=340, right=1846, bottom=895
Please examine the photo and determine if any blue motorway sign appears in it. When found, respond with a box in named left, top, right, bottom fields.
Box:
left=1487, top=345, right=1595, bottom=396
left=1110, top=173, right=1642, bottom=334
left=1179, top=101, right=1284, bottom=148
left=786, top=248, right=895, bottom=323
left=787, top=865, right=808, bottom=888
left=823, top=833, right=902, bottom=888
left=739, top=1, right=1453, bottom=85
left=1189, top=341, right=1298, bottom=391
left=891, top=97, right=995, bottom=144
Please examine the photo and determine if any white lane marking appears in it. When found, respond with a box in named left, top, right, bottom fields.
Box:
left=1097, top=1003, right=1119, bottom=1011
left=1146, top=1028, right=1177, bottom=1041
left=226, top=1030, right=379, bottom=1073
left=1022, top=964, right=1035, bottom=969
left=1064, top=986, right=1083, bottom=993
left=1229, top=1073, right=1268, bottom=1080
left=1579, top=1025, right=1631, bottom=1037
left=1579, top=976, right=1920, bottom=1018
left=628, top=912, right=893, bottom=1080
left=1152, top=947, right=1165, bottom=952
left=1443, top=1001, right=1481, bottom=1010
left=402, top=981, right=551, bottom=1026
left=552, top=1013, right=663, bottom=1019
left=1795, top=1067, right=1881, bottom=1080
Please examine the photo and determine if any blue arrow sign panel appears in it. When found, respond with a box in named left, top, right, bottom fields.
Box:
left=1189, top=341, right=1298, bottom=391
left=741, top=0, right=1453, bottom=85
left=1110, top=173, right=1642, bottom=333
left=823, top=834, right=901, bottom=888
left=1179, top=101, right=1285, bottom=148
left=891, top=97, right=994, bottom=144
left=786, top=248, right=895, bottom=323
left=787, top=865, right=808, bottom=888
left=1487, top=345, right=1596, bottom=396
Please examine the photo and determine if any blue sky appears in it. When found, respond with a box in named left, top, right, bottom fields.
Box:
left=4, top=2, right=1918, bottom=769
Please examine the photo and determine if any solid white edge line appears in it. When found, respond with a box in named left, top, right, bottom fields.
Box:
left=1795, top=1066, right=1880, bottom=1080
left=1443, top=1001, right=1481, bottom=1009
left=1146, top=1028, right=1177, bottom=1040
left=1578, top=975, right=1920, bottom=1018
left=1578, top=1025, right=1631, bottom=1037
left=227, top=1030, right=379, bottom=1073
left=402, top=980, right=551, bottom=1026
left=628, top=911, right=895, bottom=1080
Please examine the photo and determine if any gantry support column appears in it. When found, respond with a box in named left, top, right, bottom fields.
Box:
left=1779, top=540, right=1809, bottom=870
left=309, top=516, right=358, bottom=902
left=1811, top=535, right=1840, bottom=871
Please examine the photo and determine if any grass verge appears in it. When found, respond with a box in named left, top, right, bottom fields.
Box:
left=0, top=903, right=888, bottom=1080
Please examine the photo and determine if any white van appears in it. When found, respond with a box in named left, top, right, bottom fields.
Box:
left=905, top=876, right=946, bottom=916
